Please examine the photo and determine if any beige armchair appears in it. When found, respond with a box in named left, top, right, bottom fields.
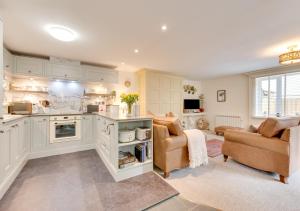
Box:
left=222, top=118, right=300, bottom=183
left=153, top=124, right=189, bottom=178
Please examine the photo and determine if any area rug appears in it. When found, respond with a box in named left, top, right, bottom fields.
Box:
left=0, top=150, right=178, bottom=211
left=206, top=139, right=223, bottom=157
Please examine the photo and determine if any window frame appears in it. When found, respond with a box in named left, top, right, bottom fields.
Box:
left=249, top=66, right=300, bottom=119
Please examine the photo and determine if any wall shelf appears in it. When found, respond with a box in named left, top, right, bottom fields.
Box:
left=9, top=89, right=48, bottom=94
left=118, top=139, right=151, bottom=147
left=84, top=93, right=114, bottom=97
left=182, top=112, right=206, bottom=117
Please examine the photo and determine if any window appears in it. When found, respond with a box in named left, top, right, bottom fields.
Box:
left=255, top=72, right=300, bottom=117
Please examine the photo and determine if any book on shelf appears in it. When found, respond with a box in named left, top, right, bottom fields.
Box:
left=135, top=143, right=148, bottom=163
left=119, top=151, right=136, bottom=169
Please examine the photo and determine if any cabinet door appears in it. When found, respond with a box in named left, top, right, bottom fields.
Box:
left=83, top=65, right=118, bottom=83
left=3, top=48, right=14, bottom=73
left=15, top=56, right=44, bottom=76
left=46, top=63, right=82, bottom=80
left=0, top=127, right=12, bottom=181
left=31, top=117, right=49, bottom=152
left=10, top=123, right=20, bottom=165
left=81, top=116, right=94, bottom=144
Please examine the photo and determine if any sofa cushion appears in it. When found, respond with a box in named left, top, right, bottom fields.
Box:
left=153, top=117, right=183, bottom=136
left=259, top=118, right=299, bottom=138
left=164, top=135, right=187, bottom=151
left=280, top=128, right=290, bottom=142
left=215, top=126, right=243, bottom=136
left=225, top=130, right=289, bottom=155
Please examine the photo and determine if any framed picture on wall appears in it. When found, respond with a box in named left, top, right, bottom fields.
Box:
left=217, top=90, right=226, bottom=102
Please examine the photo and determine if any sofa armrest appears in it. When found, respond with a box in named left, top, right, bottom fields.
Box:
left=289, top=126, right=300, bottom=175
left=224, top=129, right=259, bottom=142
left=153, top=124, right=170, bottom=141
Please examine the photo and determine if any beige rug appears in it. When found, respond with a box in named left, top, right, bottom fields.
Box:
left=165, top=156, right=300, bottom=211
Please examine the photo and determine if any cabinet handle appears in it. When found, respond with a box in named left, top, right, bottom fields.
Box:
left=0, top=130, right=4, bottom=133
left=5, top=65, right=9, bottom=68
left=64, top=74, right=67, bottom=78
left=28, top=70, right=32, bottom=73
left=43, top=119, right=47, bottom=121
left=100, top=78, right=104, bottom=81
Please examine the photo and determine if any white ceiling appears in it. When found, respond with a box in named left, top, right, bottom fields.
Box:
left=1, top=0, right=300, bottom=79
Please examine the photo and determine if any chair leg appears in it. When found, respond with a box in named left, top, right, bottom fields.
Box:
left=163, top=172, right=170, bottom=178
left=280, top=175, right=288, bottom=184
left=223, top=155, right=228, bottom=162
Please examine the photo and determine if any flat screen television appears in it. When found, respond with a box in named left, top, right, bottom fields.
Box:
left=184, top=99, right=200, bottom=109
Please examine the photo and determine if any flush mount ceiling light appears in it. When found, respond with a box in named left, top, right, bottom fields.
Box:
left=161, top=24, right=167, bottom=31
left=134, top=49, right=139, bottom=53
left=279, top=45, right=300, bottom=65
left=45, top=25, right=78, bottom=42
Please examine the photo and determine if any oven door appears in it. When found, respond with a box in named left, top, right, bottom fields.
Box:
left=50, top=120, right=81, bottom=143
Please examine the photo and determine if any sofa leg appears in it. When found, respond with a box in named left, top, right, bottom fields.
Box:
left=280, top=175, right=288, bottom=184
left=223, top=155, right=228, bottom=162
left=163, top=172, right=170, bottom=178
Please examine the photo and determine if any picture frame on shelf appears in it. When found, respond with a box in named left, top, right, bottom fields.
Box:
left=217, top=90, right=226, bottom=102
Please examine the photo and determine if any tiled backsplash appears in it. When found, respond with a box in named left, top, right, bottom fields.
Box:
left=4, top=78, right=114, bottom=113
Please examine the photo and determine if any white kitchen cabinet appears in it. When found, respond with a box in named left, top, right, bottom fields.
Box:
left=0, top=20, right=3, bottom=116
left=45, top=63, right=83, bottom=80
left=3, top=48, right=14, bottom=73
left=138, top=70, right=183, bottom=117
left=0, top=126, right=12, bottom=182
left=31, top=117, right=49, bottom=152
left=82, top=65, right=118, bottom=83
left=81, top=115, right=94, bottom=144
left=15, top=56, right=45, bottom=77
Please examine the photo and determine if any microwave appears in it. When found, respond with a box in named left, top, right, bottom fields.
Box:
left=8, top=102, right=32, bottom=115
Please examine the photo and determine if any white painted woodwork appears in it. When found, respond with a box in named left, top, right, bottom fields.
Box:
left=137, top=70, right=183, bottom=117
left=82, top=65, right=119, bottom=83
left=0, top=20, right=3, bottom=116
left=81, top=115, right=94, bottom=144
left=3, top=48, right=14, bottom=73
left=46, top=63, right=82, bottom=80
left=31, top=116, right=49, bottom=152
left=0, top=127, right=12, bottom=182
left=15, top=56, right=45, bottom=76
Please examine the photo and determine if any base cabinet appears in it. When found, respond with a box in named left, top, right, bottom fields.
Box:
left=0, top=118, right=29, bottom=199
left=81, top=115, right=94, bottom=144
left=31, top=117, right=49, bottom=152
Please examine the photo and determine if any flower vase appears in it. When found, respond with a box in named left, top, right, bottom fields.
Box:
left=127, top=104, right=133, bottom=117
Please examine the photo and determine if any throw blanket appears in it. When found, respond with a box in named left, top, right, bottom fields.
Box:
left=184, top=129, right=208, bottom=168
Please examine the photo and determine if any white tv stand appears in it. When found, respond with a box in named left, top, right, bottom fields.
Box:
left=182, top=112, right=206, bottom=129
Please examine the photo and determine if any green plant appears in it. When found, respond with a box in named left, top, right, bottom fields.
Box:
left=120, top=93, right=139, bottom=114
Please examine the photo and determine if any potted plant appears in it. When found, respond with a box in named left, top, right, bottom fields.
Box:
left=120, top=93, right=139, bottom=116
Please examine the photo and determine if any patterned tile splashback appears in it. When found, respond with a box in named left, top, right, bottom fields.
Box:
left=5, top=79, right=113, bottom=112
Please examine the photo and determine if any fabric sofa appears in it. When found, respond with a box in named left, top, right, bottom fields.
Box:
left=222, top=117, right=300, bottom=183
left=153, top=117, right=189, bottom=178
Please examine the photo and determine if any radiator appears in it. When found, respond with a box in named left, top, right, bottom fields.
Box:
left=215, top=115, right=243, bottom=128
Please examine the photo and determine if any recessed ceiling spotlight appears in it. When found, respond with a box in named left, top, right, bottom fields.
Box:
left=134, top=49, right=139, bottom=54
left=161, top=24, right=167, bottom=31
left=45, top=25, right=78, bottom=42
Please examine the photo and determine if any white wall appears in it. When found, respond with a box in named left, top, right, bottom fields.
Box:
left=202, top=74, right=249, bottom=130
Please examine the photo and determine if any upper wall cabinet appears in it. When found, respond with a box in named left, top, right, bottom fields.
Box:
left=45, top=63, right=82, bottom=80
left=3, top=48, right=14, bottom=73
left=15, top=56, right=45, bottom=77
left=82, top=65, right=118, bottom=83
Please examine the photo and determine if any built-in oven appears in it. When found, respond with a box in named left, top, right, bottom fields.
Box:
left=49, top=115, right=81, bottom=143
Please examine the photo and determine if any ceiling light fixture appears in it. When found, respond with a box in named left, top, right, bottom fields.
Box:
left=134, top=49, right=139, bottom=53
left=45, top=25, right=78, bottom=42
left=279, top=45, right=300, bottom=65
left=161, top=24, right=167, bottom=31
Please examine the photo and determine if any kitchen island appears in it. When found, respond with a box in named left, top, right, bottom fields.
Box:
left=94, top=112, right=153, bottom=181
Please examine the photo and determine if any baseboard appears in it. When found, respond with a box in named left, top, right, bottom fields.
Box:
left=28, top=144, right=96, bottom=159
left=0, top=154, right=28, bottom=200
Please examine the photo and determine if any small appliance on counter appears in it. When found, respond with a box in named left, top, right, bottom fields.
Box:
left=8, top=102, right=32, bottom=115
left=87, top=105, right=99, bottom=113
left=136, top=127, right=151, bottom=140
left=119, top=129, right=136, bottom=143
